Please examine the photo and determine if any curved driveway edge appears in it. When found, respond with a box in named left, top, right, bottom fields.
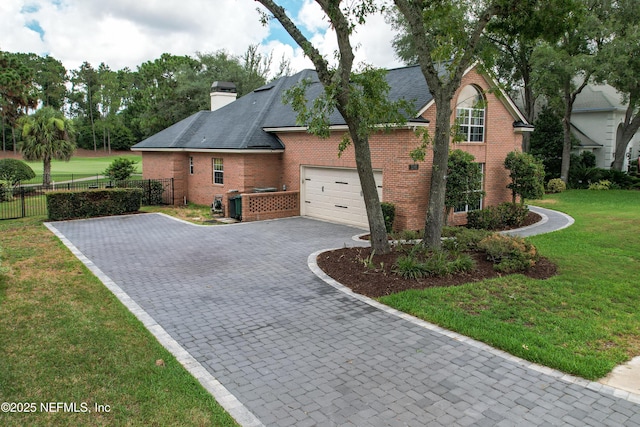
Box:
left=46, top=212, right=640, bottom=427
left=502, top=205, right=575, bottom=238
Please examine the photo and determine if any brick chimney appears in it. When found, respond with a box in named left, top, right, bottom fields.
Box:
left=210, top=81, right=237, bottom=111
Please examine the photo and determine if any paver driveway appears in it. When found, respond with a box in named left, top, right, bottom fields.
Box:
left=48, top=214, right=640, bottom=426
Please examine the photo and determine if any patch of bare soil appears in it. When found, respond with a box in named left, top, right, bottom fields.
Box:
left=317, top=212, right=557, bottom=298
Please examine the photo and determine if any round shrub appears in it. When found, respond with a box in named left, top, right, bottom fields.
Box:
left=588, top=180, right=612, bottom=190
left=478, top=234, right=538, bottom=273
left=546, top=178, right=566, bottom=193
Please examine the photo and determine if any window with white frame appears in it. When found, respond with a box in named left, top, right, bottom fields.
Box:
left=454, top=163, right=484, bottom=213
left=189, top=157, right=194, bottom=175
left=456, top=85, right=485, bottom=143
left=213, top=158, right=223, bottom=184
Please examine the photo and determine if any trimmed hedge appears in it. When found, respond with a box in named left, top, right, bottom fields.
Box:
left=467, top=202, right=530, bottom=230
left=47, top=188, right=143, bottom=221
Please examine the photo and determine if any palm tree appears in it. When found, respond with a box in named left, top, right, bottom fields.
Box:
left=18, top=106, right=76, bottom=188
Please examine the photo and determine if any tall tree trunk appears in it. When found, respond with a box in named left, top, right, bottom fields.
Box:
left=610, top=102, right=640, bottom=171
left=43, top=155, right=52, bottom=188
left=88, top=86, right=97, bottom=151
left=2, top=115, right=5, bottom=152
left=423, top=94, right=453, bottom=249
left=351, top=131, right=389, bottom=254
left=12, top=127, right=17, bottom=153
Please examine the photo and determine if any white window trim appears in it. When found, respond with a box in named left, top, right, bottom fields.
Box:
left=213, top=158, right=223, bottom=185
left=189, top=157, right=194, bottom=175
left=456, top=107, right=485, bottom=143
left=454, top=163, right=484, bottom=213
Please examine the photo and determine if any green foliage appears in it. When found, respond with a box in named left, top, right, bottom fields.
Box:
left=466, top=206, right=502, bottom=230
left=441, top=226, right=492, bottom=252
left=546, top=178, right=566, bottom=193
left=445, top=149, right=484, bottom=216
left=499, top=202, right=530, bottom=227
left=381, top=202, right=396, bottom=233
left=529, top=107, right=564, bottom=180
left=0, top=158, right=35, bottom=186
left=121, top=180, right=165, bottom=205
left=393, top=253, right=428, bottom=280
left=46, top=189, right=142, bottom=220
left=285, top=66, right=415, bottom=153
left=393, top=246, right=475, bottom=279
left=504, top=151, right=545, bottom=204
left=0, top=246, right=8, bottom=276
left=478, top=234, right=538, bottom=273
left=18, top=106, right=76, bottom=188
left=598, top=169, right=639, bottom=190
left=588, top=180, right=612, bottom=190
left=104, top=157, right=138, bottom=181
left=467, top=202, right=530, bottom=230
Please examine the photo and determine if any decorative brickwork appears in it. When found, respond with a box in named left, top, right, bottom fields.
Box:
left=241, top=191, right=300, bottom=222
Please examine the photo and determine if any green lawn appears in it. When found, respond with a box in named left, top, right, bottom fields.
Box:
left=380, top=190, right=640, bottom=380
left=0, top=217, right=237, bottom=426
left=21, top=154, right=142, bottom=184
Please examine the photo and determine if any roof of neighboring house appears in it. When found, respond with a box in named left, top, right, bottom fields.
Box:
left=573, top=84, right=628, bottom=113
left=570, top=123, right=603, bottom=149
left=132, top=65, right=524, bottom=151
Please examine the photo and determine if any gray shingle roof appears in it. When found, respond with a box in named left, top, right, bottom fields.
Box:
left=132, top=65, right=433, bottom=151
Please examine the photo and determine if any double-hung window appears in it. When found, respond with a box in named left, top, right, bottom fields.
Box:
left=456, top=85, right=485, bottom=143
left=454, top=163, right=484, bottom=213
left=213, top=158, right=223, bottom=184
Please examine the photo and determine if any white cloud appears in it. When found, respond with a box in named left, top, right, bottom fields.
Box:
left=1, top=0, right=403, bottom=74
left=296, top=0, right=328, bottom=33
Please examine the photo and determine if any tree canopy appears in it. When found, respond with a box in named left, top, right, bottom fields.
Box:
left=18, top=106, right=76, bottom=188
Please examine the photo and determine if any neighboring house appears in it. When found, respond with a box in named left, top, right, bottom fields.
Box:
left=571, top=83, right=640, bottom=170
left=131, top=65, right=532, bottom=231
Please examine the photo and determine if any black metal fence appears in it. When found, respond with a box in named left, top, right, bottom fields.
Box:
left=0, top=178, right=173, bottom=220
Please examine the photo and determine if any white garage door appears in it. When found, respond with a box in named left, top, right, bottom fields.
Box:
left=301, top=166, right=383, bottom=228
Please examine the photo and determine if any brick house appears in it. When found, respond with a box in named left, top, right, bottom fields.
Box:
left=131, top=64, right=532, bottom=231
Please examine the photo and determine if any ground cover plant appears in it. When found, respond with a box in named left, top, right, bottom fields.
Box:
left=376, top=190, right=640, bottom=380
left=0, top=216, right=237, bottom=426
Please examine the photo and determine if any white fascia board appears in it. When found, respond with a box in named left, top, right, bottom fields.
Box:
left=513, top=126, right=535, bottom=133
left=131, top=147, right=284, bottom=154
left=262, top=122, right=429, bottom=133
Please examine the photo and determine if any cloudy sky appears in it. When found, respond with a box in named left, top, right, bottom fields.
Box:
left=1, top=0, right=404, bottom=75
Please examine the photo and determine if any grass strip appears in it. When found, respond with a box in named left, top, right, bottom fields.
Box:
left=380, top=190, right=640, bottom=380
left=0, top=217, right=238, bottom=426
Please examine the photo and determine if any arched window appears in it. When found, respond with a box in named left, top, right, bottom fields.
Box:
left=456, top=85, right=485, bottom=142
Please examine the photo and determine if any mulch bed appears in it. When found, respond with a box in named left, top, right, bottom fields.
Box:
left=317, top=212, right=557, bottom=298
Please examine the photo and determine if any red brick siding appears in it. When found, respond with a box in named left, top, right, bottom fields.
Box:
left=142, top=151, right=283, bottom=210
left=279, top=69, right=523, bottom=231
left=140, top=67, right=523, bottom=230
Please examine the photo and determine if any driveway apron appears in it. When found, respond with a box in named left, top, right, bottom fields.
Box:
left=49, top=214, right=640, bottom=427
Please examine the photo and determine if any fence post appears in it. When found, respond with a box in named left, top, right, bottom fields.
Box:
left=20, top=187, right=26, bottom=218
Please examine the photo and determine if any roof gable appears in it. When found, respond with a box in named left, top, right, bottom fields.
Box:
left=132, top=64, right=525, bottom=151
